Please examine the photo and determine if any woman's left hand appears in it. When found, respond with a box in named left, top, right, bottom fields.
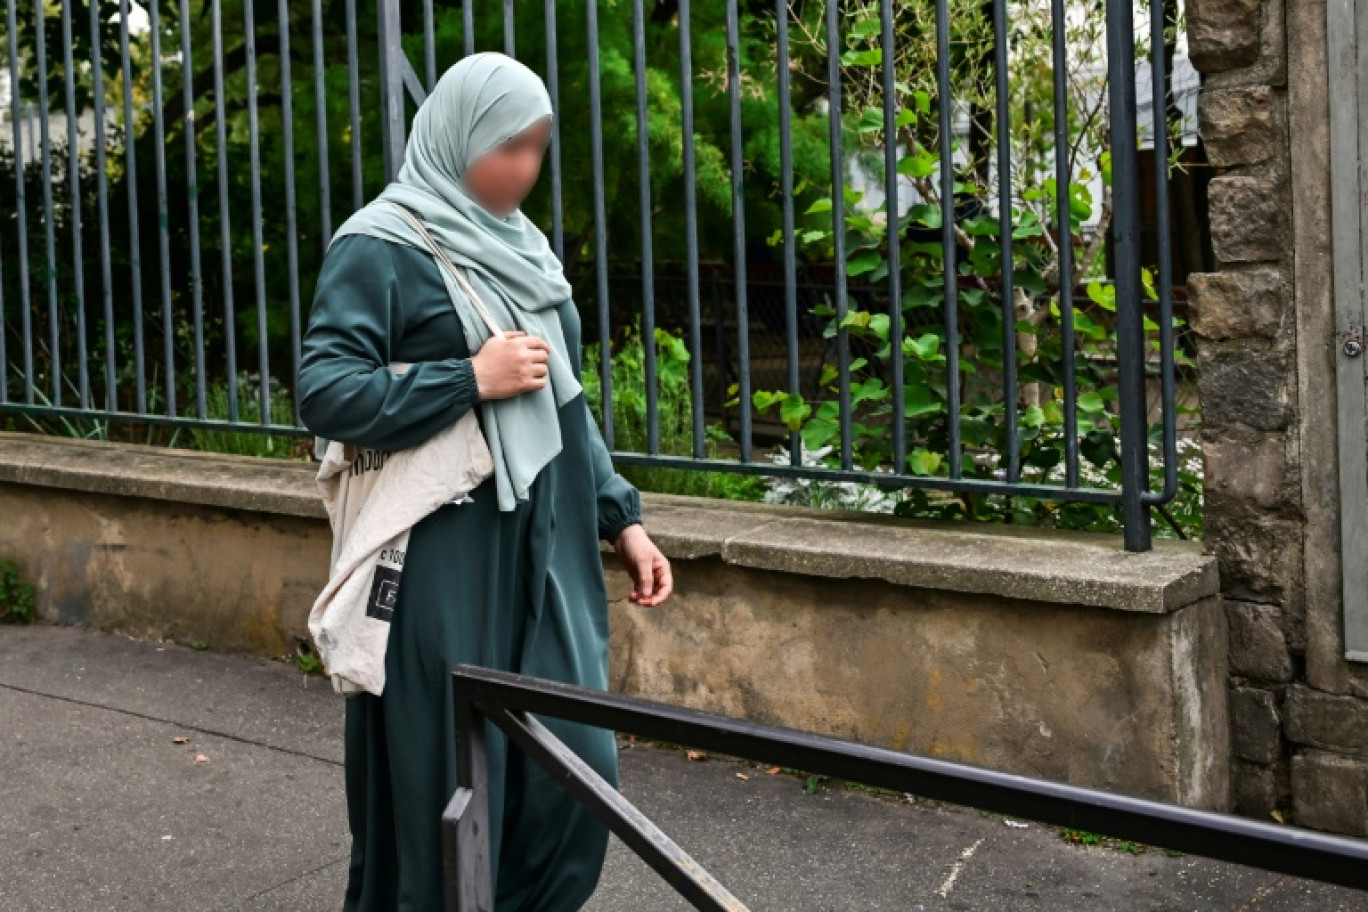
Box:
left=613, top=524, right=672, bottom=607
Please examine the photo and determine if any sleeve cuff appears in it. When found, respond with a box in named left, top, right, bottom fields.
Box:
left=445, top=357, right=482, bottom=412
left=599, top=482, right=643, bottom=544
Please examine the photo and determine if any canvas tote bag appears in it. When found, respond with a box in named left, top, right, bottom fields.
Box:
left=310, top=202, right=504, bottom=693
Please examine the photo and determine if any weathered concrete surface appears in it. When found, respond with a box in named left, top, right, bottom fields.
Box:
left=2, top=625, right=1357, bottom=912
left=609, top=556, right=1229, bottom=807
left=0, top=431, right=324, bottom=518
left=0, top=432, right=1226, bottom=806
left=0, top=479, right=330, bottom=659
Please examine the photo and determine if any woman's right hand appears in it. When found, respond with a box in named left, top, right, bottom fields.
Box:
left=470, top=330, right=551, bottom=400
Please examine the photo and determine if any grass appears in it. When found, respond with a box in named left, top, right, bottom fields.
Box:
left=189, top=374, right=311, bottom=460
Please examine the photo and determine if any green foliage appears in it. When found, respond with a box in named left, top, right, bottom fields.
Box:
left=746, top=1, right=1201, bottom=538
left=462, top=1, right=836, bottom=268
left=293, top=640, right=325, bottom=676
left=583, top=319, right=764, bottom=503
left=1061, top=827, right=1155, bottom=856
left=0, top=559, right=37, bottom=625
left=2, top=1, right=841, bottom=426
left=189, top=372, right=307, bottom=459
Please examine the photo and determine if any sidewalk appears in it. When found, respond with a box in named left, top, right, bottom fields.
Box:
left=0, top=623, right=1361, bottom=911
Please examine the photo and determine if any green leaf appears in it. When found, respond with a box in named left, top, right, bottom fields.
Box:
left=1086, top=281, right=1116, bottom=312
left=1078, top=391, right=1107, bottom=414
left=840, top=48, right=883, bottom=67
left=752, top=390, right=784, bottom=412
left=801, top=418, right=838, bottom=452
left=897, top=150, right=938, bottom=179
left=908, top=448, right=942, bottom=476
left=851, top=377, right=888, bottom=405
left=850, top=18, right=882, bottom=40
left=840, top=310, right=873, bottom=329
left=847, top=250, right=884, bottom=276
left=779, top=393, right=811, bottom=431
left=858, top=106, right=885, bottom=133
left=905, top=332, right=942, bottom=361
left=903, top=384, right=943, bottom=418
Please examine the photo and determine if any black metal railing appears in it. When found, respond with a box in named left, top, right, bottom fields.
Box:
left=0, top=1, right=1181, bottom=549
left=445, top=664, right=1368, bottom=911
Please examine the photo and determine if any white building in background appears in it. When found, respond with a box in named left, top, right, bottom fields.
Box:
left=0, top=1, right=148, bottom=162
left=0, top=74, right=108, bottom=162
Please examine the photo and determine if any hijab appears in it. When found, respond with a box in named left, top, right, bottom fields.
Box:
left=329, top=51, right=580, bottom=512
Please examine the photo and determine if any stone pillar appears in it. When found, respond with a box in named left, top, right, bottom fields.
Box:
left=1189, top=0, right=1295, bottom=823
left=1191, top=0, right=1368, bottom=834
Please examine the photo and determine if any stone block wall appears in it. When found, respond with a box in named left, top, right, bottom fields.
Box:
left=1190, top=0, right=1368, bottom=835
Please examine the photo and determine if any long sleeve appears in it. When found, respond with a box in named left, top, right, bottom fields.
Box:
left=297, top=235, right=481, bottom=452
left=584, top=398, right=643, bottom=544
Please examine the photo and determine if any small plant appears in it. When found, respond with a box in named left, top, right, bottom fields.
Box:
left=583, top=319, right=767, bottom=503
left=0, top=559, right=37, bottom=624
left=294, top=641, right=325, bottom=677
left=1061, top=827, right=1149, bottom=855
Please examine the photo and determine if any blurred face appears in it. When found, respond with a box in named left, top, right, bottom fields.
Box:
left=462, top=116, right=552, bottom=218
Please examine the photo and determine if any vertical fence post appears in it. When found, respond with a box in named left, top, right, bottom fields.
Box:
left=1105, top=0, right=1152, bottom=551
left=445, top=682, right=494, bottom=911
left=378, top=0, right=407, bottom=181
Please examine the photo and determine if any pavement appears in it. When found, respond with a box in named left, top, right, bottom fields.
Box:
left=0, top=623, right=1364, bottom=911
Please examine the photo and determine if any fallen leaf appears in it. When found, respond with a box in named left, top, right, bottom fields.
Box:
left=735, top=772, right=749, bottom=781
left=195, top=754, right=210, bottom=763
left=765, top=766, right=781, bottom=775
left=172, top=736, right=189, bottom=744
left=685, top=750, right=708, bottom=762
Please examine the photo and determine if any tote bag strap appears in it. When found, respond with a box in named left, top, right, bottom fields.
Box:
left=385, top=201, right=505, bottom=339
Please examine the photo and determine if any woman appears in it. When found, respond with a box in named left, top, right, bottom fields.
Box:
left=297, top=51, right=673, bottom=911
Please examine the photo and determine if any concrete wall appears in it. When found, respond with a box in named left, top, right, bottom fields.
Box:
left=0, top=432, right=1228, bottom=809
left=1190, top=0, right=1368, bottom=835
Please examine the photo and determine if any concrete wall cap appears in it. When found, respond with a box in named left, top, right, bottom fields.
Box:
left=0, top=431, right=1217, bottom=613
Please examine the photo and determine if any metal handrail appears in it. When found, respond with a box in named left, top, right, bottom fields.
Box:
left=445, top=664, right=1368, bottom=910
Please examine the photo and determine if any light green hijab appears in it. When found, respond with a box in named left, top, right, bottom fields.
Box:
left=329, top=51, right=581, bottom=512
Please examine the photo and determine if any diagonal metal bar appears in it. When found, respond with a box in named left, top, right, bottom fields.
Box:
left=480, top=703, right=749, bottom=911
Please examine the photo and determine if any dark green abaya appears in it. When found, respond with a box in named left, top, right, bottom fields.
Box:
left=297, top=233, right=642, bottom=912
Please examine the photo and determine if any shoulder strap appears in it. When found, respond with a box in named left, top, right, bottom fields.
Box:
left=385, top=201, right=505, bottom=338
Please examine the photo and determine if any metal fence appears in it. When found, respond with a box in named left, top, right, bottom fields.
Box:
left=444, top=664, right=1368, bottom=910
left=0, top=0, right=1181, bottom=550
